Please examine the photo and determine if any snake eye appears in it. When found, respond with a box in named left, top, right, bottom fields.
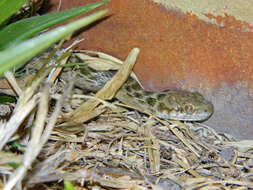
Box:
left=183, top=104, right=195, bottom=113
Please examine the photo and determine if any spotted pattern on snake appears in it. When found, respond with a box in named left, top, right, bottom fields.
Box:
left=62, top=59, right=214, bottom=121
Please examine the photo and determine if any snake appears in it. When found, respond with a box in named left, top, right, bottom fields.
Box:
left=25, top=48, right=214, bottom=121
left=61, top=58, right=214, bottom=122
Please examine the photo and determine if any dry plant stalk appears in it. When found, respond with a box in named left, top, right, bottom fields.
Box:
left=143, top=120, right=160, bottom=173
left=4, top=71, right=22, bottom=96
left=4, top=84, right=50, bottom=190
left=0, top=60, right=56, bottom=150
left=3, top=82, right=73, bottom=190
left=69, top=47, right=140, bottom=123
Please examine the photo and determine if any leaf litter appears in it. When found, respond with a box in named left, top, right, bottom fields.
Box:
left=0, top=46, right=253, bottom=189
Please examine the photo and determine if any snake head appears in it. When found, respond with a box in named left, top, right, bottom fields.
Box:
left=156, top=91, right=214, bottom=121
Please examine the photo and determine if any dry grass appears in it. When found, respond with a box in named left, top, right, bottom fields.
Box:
left=1, top=47, right=253, bottom=190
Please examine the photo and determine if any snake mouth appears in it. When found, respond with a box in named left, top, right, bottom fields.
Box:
left=180, top=111, right=213, bottom=121
left=168, top=113, right=212, bottom=121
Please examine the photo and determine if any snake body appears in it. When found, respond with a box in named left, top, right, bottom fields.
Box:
left=68, top=65, right=214, bottom=121
left=26, top=49, right=213, bottom=121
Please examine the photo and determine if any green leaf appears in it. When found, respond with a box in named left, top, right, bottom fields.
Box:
left=0, top=0, right=28, bottom=26
left=64, top=180, right=75, bottom=190
left=0, top=0, right=109, bottom=50
left=0, top=9, right=107, bottom=77
left=0, top=94, right=16, bottom=104
left=8, top=162, right=22, bottom=169
left=8, top=141, right=26, bottom=148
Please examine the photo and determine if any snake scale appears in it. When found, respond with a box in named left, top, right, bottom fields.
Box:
left=27, top=48, right=214, bottom=121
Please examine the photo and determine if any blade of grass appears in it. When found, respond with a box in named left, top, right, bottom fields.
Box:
left=0, top=0, right=109, bottom=50
left=0, top=0, right=28, bottom=26
left=64, top=180, right=75, bottom=190
left=0, top=9, right=108, bottom=77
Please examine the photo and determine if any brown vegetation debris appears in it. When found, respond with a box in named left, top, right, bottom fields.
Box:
left=1, top=47, right=253, bottom=189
